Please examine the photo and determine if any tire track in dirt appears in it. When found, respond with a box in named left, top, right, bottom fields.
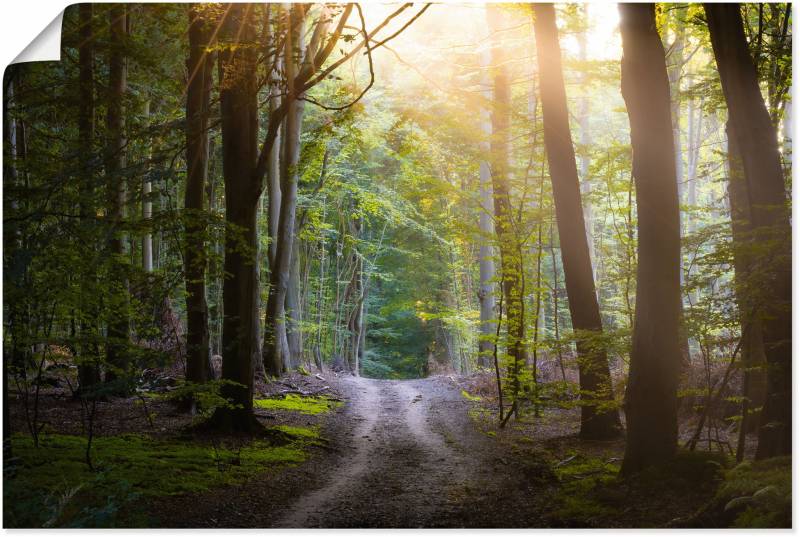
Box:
left=274, top=376, right=477, bottom=528
left=274, top=377, right=380, bottom=527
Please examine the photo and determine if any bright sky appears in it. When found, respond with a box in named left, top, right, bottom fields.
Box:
left=585, top=3, right=622, bottom=60
left=361, top=2, right=623, bottom=62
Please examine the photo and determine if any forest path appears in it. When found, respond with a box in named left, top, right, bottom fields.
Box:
left=273, top=376, right=492, bottom=528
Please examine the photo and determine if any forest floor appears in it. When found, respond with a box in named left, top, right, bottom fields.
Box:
left=151, top=374, right=729, bottom=528
left=7, top=370, right=784, bottom=528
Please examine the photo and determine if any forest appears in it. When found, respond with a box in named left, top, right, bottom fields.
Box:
left=2, top=1, right=793, bottom=529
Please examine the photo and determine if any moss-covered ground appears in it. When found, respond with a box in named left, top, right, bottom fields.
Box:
left=254, top=393, right=342, bottom=415
left=693, top=455, right=792, bottom=528
left=4, top=392, right=342, bottom=528
left=3, top=428, right=319, bottom=527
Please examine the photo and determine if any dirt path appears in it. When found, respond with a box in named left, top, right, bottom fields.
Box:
left=154, top=374, right=549, bottom=528
left=274, top=376, right=508, bottom=528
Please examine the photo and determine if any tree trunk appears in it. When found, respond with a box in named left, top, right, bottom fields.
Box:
left=77, top=4, right=101, bottom=390
left=533, top=3, right=621, bottom=440
left=283, top=8, right=308, bottom=370
left=105, top=5, right=131, bottom=384
left=184, top=5, right=213, bottom=385
left=664, top=4, right=693, bottom=372
left=264, top=3, right=304, bottom=377
left=577, top=5, right=596, bottom=283
left=142, top=99, right=153, bottom=273
left=487, top=5, right=526, bottom=402
left=477, top=44, right=496, bottom=368
left=705, top=3, right=791, bottom=459
left=726, top=120, right=767, bottom=437
left=618, top=3, right=682, bottom=474
left=286, top=235, right=304, bottom=365
left=215, top=3, right=261, bottom=430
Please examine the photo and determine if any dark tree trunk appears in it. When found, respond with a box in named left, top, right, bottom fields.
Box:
left=264, top=4, right=304, bottom=377
left=487, top=6, right=526, bottom=402
left=104, top=5, right=131, bottom=384
left=215, top=3, right=262, bottom=431
left=705, top=3, right=791, bottom=459
left=618, top=3, right=682, bottom=475
left=533, top=3, right=621, bottom=440
left=184, top=6, right=214, bottom=385
left=77, top=3, right=101, bottom=390
left=726, top=120, right=767, bottom=436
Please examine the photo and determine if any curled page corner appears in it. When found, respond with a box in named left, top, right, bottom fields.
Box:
left=11, top=10, right=65, bottom=65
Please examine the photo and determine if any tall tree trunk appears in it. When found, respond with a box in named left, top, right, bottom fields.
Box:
left=263, top=5, right=289, bottom=375
left=264, top=3, right=304, bottom=377
left=705, top=3, right=792, bottom=459
left=577, top=5, right=596, bottom=283
left=726, top=120, right=767, bottom=438
left=477, top=46, right=496, bottom=369
left=487, top=5, right=525, bottom=403
left=215, top=3, right=261, bottom=430
left=184, top=5, right=213, bottom=385
left=77, top=4, right=101, bottom=390
left=664, top=4, right=693, bottom=372
left=105, top=5, right=131, bottom=384
left=283, top=7, right=308, bottom=369
left=286, top=236, right=303, bottom=365
left=358, top=276, right=367, bottom=368
left=533, top=3, right=621, bottom=440
left=619, top=3, right=682, bottom=474
left=142, top=100, right=153, bottom=273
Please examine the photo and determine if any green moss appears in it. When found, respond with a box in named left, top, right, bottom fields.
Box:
left=4, top=432, right=306, bottom=527
left=551, top=455, right=621, bottom=523
left=460, top=389, right=482, bottom=402
left=253, top=394, right=342, bottom=415
left=714, top=456, right=791, bottom=528
left=273, top=425, right=320, bottom=440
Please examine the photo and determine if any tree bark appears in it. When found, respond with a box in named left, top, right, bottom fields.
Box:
left=286, top=236, right=304, bottom=365
left=663, top=4, right=693, bottom=372
left=264, top=3, right=304, bottom=377
left=77, top=4, right=101, bottom=390
left=726, top=120, right=767, bottom=436
left=104, top=4, right=131, bottom=384
left=618, top=3, right=682, bottom=474
left=184, top=5, right=213, bottom=385
left=705, top=3, right=791, bottom=459
left=262, top=5, right=290, bottom=375
left=215, top=3, right=262, bottom=430
left=533, top=3, right=621, bottom=440
left=142, top=99, right=153, bottom=273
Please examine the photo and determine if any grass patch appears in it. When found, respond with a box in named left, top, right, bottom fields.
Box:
left=4, top=432, right=307, bottom=528
left=253, top=394, right=341, bottom=415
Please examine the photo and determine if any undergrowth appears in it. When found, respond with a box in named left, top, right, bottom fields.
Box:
left=3, top=429, right=315, bottom=528
left=710, top=456, right=791, bottom=528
